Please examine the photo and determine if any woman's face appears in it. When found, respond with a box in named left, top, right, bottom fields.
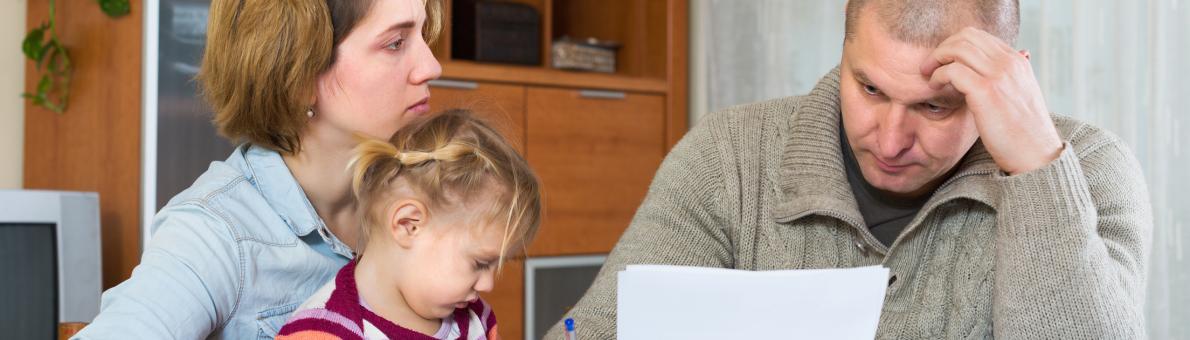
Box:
left=313, top=0, right=442, bottom=141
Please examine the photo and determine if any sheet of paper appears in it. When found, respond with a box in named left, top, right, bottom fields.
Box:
left=617, top=265, right=889, bottom=340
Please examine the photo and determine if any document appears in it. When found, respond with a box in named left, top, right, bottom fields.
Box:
left=617, top=265, right=889, bottom=339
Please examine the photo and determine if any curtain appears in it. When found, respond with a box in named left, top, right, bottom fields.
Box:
left=691, top=0, right=1190, bottom=337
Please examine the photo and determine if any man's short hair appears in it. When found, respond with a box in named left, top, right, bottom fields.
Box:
left=845, top=0, right=1020, bottom=47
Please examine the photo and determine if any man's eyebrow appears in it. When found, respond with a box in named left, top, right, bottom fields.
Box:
left=853, top=69, right=874, bottom=85
left=854, top=68, right=963, bottom=106
left=924, top=94, right=966, bottom=107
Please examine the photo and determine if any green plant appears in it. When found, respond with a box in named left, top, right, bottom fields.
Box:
left=22, top=0, right=130, bottom=114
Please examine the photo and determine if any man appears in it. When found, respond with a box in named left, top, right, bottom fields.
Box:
left=546, top=0, right=1152, bottom=338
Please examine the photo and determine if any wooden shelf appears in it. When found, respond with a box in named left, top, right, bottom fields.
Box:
left=440, top=60, right=669, bottom=94
left=428, top=1, right=688, bottom=338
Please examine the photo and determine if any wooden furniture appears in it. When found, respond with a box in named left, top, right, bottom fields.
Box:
left=24, top=1, right=686, bottom=338
left=24, top=0, right=144, bottom=290
left=58, top=322, right=87, bottom=340
left=428, top=1, right=688, bottom=339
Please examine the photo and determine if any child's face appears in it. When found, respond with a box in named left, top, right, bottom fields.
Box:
left=398, top=207, right=507, bottom=319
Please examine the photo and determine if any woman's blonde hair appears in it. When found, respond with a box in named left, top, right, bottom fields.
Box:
left=197, top=0, right=443, bottom=154
left=349, top=109, right=542, bottom=266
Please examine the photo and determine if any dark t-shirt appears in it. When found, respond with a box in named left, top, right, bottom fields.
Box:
left=840, top=129, right=928, bottom=247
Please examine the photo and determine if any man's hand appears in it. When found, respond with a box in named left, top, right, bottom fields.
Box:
left=921, top=27, right=1063, bottom=175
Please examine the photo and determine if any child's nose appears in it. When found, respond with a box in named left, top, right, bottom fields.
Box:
left=474, top=271, right=495, bottom=293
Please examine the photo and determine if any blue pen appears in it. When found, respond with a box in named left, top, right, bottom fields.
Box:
left=564, top=318, right=579, bottom=340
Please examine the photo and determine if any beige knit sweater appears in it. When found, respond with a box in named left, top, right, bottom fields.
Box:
left=544, top=68, right=1152, bottom=339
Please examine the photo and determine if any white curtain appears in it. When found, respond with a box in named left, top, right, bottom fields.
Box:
left=689, top=0, right=846, bottom=121
left=691, top=0, right=1190, bottom=337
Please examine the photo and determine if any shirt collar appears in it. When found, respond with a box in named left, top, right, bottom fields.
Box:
left=237, top=144, right=326, bottom=237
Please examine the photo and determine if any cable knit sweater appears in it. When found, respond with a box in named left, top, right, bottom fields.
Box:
left=545, top=68, right=1152, bottom=339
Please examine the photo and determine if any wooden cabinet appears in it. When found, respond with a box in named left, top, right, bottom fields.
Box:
left=430, top=84, right=666, bottom=257
left=452, top=85, right=668, bottom=340
left=430, top=1, right=687, bottom=338
left=525, top=88, right=665, bottom=256
left=24, top=0, right=686, bottom=339
left=427, top=80, right=527, bottom=152
left=484, top=260, right=525, bottom=340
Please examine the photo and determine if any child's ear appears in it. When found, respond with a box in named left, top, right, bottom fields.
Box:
left=388, top=199, right=428, bottom=249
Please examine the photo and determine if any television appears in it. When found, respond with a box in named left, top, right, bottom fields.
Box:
left=0, top=190, right=102, bottom=339
left=524, top=255, right=606, bottom=340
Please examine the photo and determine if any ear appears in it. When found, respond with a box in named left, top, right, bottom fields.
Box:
left=387, top=199, right=428, bottom=249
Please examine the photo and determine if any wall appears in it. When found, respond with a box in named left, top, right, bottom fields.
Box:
left=24, top=0, right=144, bottom=288
left=0, top=0, right=26, bottom=189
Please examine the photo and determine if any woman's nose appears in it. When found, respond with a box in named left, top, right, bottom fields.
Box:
left=409, top=39, right=442, bottom=85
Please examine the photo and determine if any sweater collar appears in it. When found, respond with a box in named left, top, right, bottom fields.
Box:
left=772, top=67, right=1001, bottom=230
left=326, top=259, right=473, bottom=340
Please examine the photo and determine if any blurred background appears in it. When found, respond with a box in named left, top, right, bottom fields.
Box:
left=1, top=0, right=1186, bottom=338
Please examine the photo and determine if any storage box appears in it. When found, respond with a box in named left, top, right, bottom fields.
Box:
left=551, top=37, right=619, bottom=73
left=452, top=0, right=541, bottom=65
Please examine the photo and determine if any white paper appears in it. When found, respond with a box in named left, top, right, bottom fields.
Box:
left=617, top=265, right=889, bottom=340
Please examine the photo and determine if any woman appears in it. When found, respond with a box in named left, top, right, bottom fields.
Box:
left=74, top=0, right=443, bottom=338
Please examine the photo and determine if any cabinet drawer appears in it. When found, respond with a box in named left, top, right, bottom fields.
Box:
left=429, top=79, right=526, bottom=152
left=526, top=87, right=666, bottom=255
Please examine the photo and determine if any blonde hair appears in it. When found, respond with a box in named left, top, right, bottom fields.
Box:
left=198, top=0, right=443, bottom=154
left=349, top=109, right=542, bottom=267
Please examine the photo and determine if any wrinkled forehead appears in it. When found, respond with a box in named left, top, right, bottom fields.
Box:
left=843, top=18, right=963, bottom=106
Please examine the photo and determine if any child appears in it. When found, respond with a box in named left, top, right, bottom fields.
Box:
left=277, top=109, right=542, bottom=340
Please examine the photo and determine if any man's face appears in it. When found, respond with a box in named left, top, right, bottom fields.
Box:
left=839, top=11, right=980, bottom=198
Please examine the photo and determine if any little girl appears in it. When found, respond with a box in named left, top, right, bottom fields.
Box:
left=277, top=109, right=542, bottom=340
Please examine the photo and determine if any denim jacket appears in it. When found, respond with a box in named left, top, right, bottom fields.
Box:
left=75, top=145, right=354, bottom=339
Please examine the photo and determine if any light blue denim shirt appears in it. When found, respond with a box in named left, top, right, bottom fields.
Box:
left=74, top=145, right=354, bottom=339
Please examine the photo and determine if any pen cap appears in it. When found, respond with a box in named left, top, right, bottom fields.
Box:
left=565, top=318, right=576, bottom=331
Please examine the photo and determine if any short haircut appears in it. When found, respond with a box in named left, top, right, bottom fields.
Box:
left=845, top=0, right=1020, bottom=47
left=198, top=0, right=444, bottom=154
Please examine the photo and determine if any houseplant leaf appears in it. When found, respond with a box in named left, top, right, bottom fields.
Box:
left=97, top=0, right=131, bottom=17
left=22, top=24, right=47, bottom=61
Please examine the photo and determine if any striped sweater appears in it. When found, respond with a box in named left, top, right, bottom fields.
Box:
left=277, top=260, right=499, bottom=340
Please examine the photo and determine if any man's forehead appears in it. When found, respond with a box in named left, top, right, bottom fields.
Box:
left=845, top=14, right=936, bottom=77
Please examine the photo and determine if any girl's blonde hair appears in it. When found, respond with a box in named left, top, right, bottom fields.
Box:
left=349, top=109, right=542, bottom=265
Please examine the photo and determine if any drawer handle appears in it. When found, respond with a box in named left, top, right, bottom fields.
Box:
left=429, top=79, right=479, bottom=90
left=579, top=89, right=626, bottom=100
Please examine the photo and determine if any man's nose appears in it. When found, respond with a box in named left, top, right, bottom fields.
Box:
left=876, top=105, right=915, bottom=161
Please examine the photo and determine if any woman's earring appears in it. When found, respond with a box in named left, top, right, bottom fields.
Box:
left=306, top=108, right=315, bottom=118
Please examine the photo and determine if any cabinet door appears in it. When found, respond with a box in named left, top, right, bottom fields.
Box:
left=429, top=79, right=528, bottom=340
left=526, top=87, right=666, bottom=256
left=484, top=260, right=524, bottom=340
left=428, top=80, right=526, bottom=152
